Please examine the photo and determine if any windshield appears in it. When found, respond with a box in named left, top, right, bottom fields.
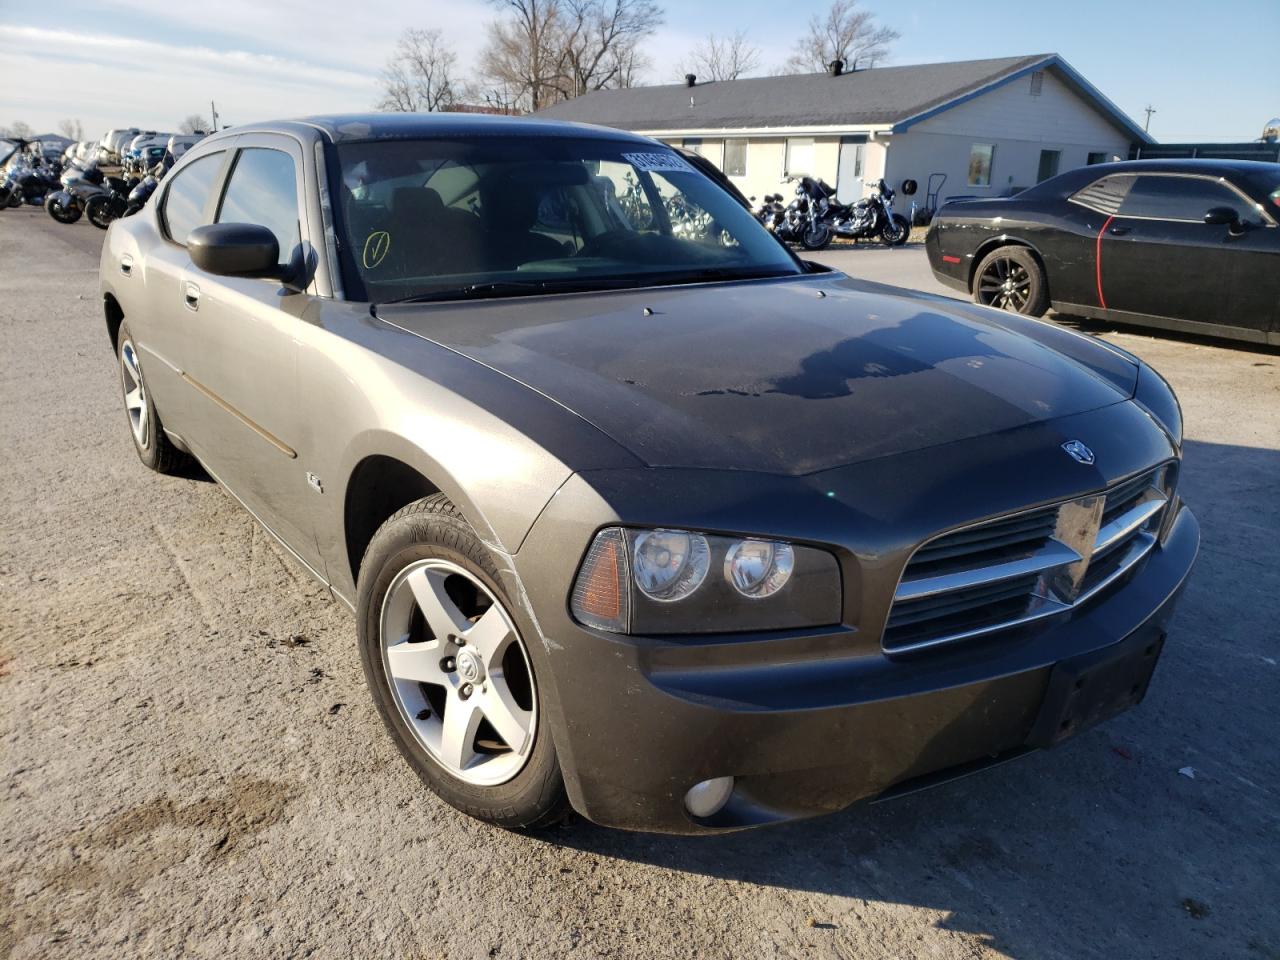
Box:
left=332, top=136, right=801, bottom=303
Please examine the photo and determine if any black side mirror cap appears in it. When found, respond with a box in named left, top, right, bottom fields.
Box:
left=1202, top=205, right=1240, bottom=227
left=188, top=223, right=286, bottom=280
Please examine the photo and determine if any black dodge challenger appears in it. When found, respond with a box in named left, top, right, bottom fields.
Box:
left=926, top=159, right=1280, bottom=347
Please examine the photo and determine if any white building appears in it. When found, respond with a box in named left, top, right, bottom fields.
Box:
left=537, top=54, right=1149, bottom=211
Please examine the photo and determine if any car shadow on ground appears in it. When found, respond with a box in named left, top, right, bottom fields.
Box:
left=532, top=438, right=1280, bottom=959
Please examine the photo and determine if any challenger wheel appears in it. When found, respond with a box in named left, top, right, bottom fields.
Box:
left=880, top=214, right=910, bottom=246
left=117, top=324, right=192, bottom=473
left=972, top=246, right=1049, bottom=316
left=356, top=494, right=568, bottom=830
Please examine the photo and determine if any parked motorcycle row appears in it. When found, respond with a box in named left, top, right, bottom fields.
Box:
left=753, top=176, right=911, bottom=250
left=0, top=128, right=204, bottom=230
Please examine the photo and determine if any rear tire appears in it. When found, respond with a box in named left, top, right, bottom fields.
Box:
left=356, top=494, right=569, bottom=831
left=86, top=195, right=116, bottom=230
left=972, top=246, right=1049, bottom=316
left=117, top=323, right=193, bottom=474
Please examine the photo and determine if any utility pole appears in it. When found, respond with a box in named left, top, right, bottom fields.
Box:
left=1143, top=105, right=1156, bottom=133
left=210, top=100, right=220, bottom=133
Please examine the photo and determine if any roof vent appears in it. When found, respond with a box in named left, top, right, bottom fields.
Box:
left=829, top=59, right=844, bottom=77
left=684, top=73, right=697, bottom=87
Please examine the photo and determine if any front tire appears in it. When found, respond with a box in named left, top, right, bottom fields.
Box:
left=800, top=221, right=832, bottom=250
left=46, top=195, right=82, bottom=223
left=117, top=324, right=192, bottom=474
left=880, top=213, right=910, bottom=246
left=356, top=494, right=568, bottom=830
left=972, top=246, right=1049, bottom=316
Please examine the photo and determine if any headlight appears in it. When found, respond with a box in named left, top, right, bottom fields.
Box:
left=571, top=527, right=841, bottom=635
left=724, top=539, right=794, bottom=598
left=633, top=529, right=709, bottom=601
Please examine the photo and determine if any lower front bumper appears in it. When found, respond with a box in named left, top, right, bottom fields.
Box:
left=537, top=506, right=1198, bottom=834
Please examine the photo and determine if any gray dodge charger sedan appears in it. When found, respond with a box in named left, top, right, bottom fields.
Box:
left=99, top=114, right=1199, bottom=834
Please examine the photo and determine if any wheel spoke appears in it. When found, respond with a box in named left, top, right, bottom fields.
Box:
left=385, top=637, right=445, bottom=684
left=477, top=682, right=532, bottom=754
left=467, top=606, right=513, bottom=670
left=439, top=696, right=483, bottom=771
left=406, top=567, right=471, bottom=641
left=136, top=403, right=148, bottom=440
left=125, top=386, right=143, bottom=411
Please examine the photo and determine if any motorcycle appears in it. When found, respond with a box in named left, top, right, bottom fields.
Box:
left=86, top=174, right=148, bottom=229
left=822, top=177, right=910, bottom=247
left=45, top=163, right=107, bottom=224
left=0, top=156, right=61, bottom=209
left=758, top=177, right=836, bottom=250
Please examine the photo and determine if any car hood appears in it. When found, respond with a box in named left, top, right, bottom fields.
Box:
left=376, top=275, right=1137, bottom=475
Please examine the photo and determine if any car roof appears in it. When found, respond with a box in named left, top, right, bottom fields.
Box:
left=1078, top=157, right=1280, bottom=176
left=194, top=112, right=658, bottom=147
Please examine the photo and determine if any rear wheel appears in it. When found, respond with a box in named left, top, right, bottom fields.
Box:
left=86, top=195, right=116, bottom=230
left=356, top=494, right=568, bottom=830
left=972, top=246, right=1049, bottom=316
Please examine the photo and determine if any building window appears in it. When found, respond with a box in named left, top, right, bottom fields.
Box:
left=682, top=138, right=704, bottom=156
left=724, top=139, right=747, bottom=177
left=1087, top=151, right=1110, bottom=165
left=1029, top=71, right=1044, bottom=97
left=1036, top=149, right=1061, bottom=182
left=785, top=138, right=815, bottom=176
left=967, top=143, right=995, bottom=186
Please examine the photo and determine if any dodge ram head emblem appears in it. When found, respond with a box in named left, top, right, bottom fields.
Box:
left=1061, top=440, right=1095, bottom=465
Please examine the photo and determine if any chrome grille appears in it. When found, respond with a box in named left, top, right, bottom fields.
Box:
left=884, top=466, right=1172, bottom=654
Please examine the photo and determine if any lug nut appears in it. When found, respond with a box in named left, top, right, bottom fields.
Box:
left=441, top=656, right=456, bottom=673
left=416, top=708, right=431, bottom=721
left=459, top=683, right=473, bottom=700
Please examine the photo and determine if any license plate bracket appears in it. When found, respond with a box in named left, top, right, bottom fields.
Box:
left=1027, top=625, right=1166, bottom=748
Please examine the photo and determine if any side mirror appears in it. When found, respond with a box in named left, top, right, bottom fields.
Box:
left=1203, top=206, right=1241, bottom=228
left=188, top=223, right=286, bottom=280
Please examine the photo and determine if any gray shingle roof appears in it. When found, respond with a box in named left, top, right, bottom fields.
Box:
left=535, top=54, right=1053, bottom=132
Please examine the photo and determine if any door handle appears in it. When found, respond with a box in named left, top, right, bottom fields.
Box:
left=1108, top=225, right=1131, bottom=236
left=183, top=281, right=201, bottom=311
left=119, top=254, right=132, bottom=276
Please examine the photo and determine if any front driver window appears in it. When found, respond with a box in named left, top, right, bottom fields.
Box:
left=1119, top=175, right=1258, bottom=224
left=216, top=148, right=301, bottom=266
left=161, top=152, right=224, bottom=245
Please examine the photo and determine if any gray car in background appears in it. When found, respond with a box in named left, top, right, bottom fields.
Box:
left=99, top=114, right=1198, bottom=834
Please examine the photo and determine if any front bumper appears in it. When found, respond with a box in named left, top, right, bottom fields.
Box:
left=514, top=470, right=1197, bottom=834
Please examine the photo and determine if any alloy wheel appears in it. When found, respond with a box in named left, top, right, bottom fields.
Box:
left=120, top=339, right=149, bottom=448
left=977, top=257, right=1032, bottom=312
left=379, top=558, right=537, bottom=786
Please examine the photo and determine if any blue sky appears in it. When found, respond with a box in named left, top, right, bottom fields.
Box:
left=0, top=0, right=1275, bottom=142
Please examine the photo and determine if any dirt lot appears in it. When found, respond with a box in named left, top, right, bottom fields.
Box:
left=2, top=210, right=1277, bottom=960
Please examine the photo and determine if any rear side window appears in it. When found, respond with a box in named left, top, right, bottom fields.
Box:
left=216, top=148, right=301, bottom=266
left=1069, top=174, right=1135, bottom=215
left=1118, top=175, right=1257, bottom=222
left=161, top=152, right=224, bottom=245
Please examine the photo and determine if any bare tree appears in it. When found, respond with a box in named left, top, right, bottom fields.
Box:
left=377, top=28, right=462, bottom=112
left=785, top=0, right=899, bottom=73
left=58, top=118, right=84, bottom=140
left=1, top=121, right=34, bottom=140
left=481, top=0, right=663, bottom=112
left=179, top=114, right=210, bottom=134
left=679, top=30, right=760, bottom=82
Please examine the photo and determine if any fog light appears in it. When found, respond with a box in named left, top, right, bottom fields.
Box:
left=683, top=776, right=734, bottom=818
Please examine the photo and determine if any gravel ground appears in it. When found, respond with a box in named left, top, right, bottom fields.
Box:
left=2, top=209, right=1277, bottom=960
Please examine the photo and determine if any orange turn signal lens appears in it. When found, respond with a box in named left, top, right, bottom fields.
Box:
left=571, top=528, right=630, bottom=633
